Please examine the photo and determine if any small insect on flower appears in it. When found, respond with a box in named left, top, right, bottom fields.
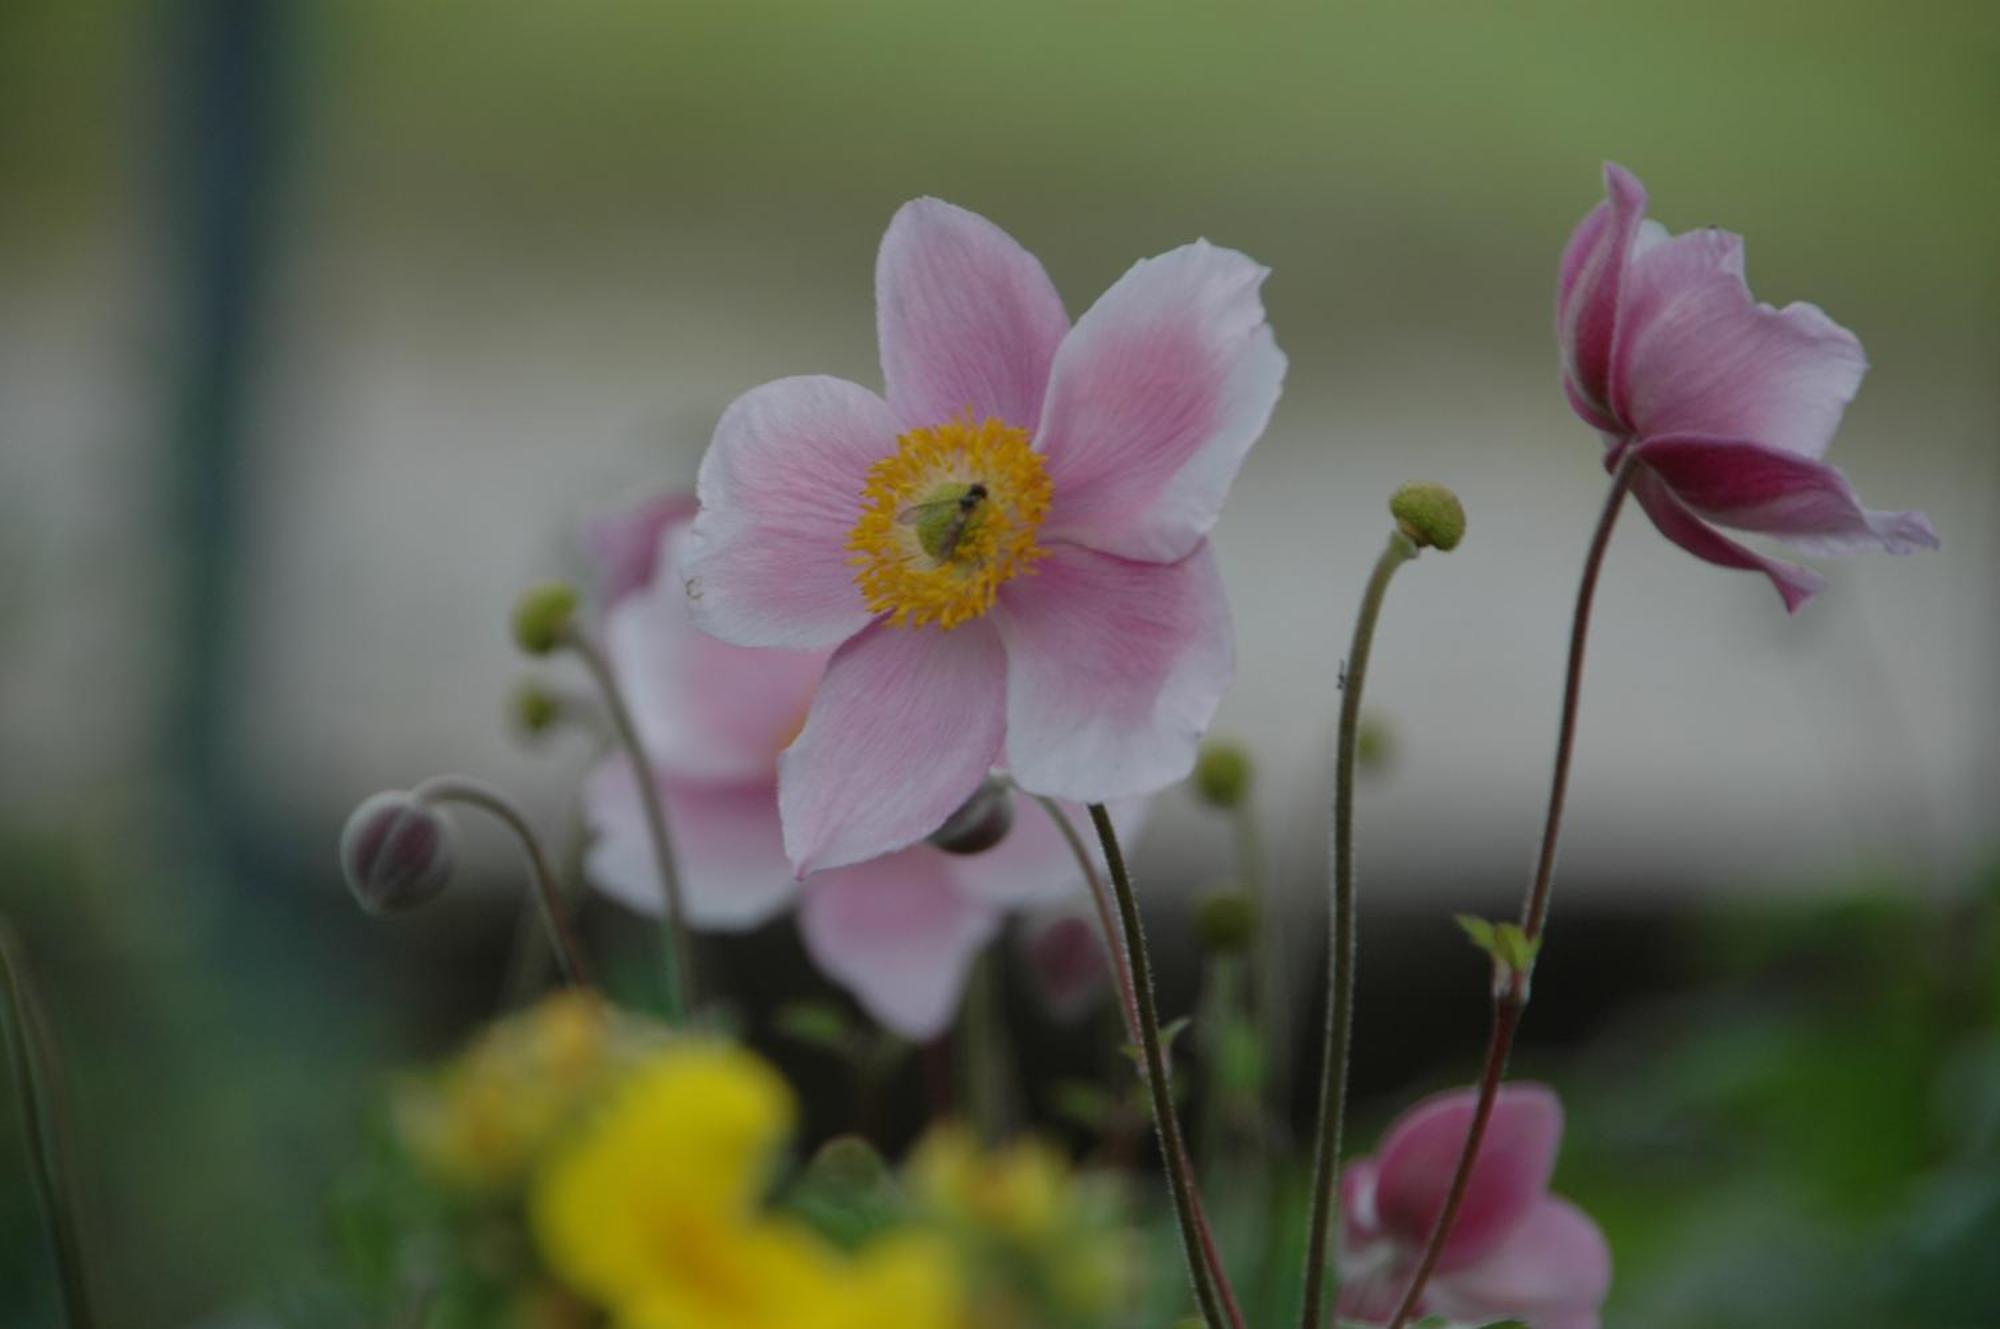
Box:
left=898, top=482, right=990, bottom=563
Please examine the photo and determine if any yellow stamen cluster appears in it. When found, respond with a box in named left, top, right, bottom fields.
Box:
left=847, top=416, right=1053, bottom=630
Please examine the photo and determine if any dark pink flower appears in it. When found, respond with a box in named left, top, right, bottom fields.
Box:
left=579, top=497, right=1137, bottom=1039
left=1559, top=164, right=1936, bottom=611
left=1338, top=1084, right=1610, bottom=1329
left=685, top=199, right=1283, bottom=875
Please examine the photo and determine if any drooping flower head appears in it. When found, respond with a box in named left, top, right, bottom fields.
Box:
left=581, top=498, right=1138, bottom=1040
left=1339, top=1084, right=1610, bottom=1329
left=686, top=200, right=1284, bottom=874
left=1558, top=163, right=1936, bottom=611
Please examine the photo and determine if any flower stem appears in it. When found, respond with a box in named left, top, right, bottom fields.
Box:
left=1034, top=796, right=1142, bottom=1045
left=413, top=775, right=595, bottom=990
left=565, top=630, right=696, bottom=1020
left=1088, top=803, right=1246, bottom=1329
left=1383, top=456, right=1635, bottom=1329
left=1298, top=529, right=1418, bottom=1329
left=0, top=919, right=97, bottom=1329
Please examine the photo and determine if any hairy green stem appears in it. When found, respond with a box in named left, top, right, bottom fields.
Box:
left=1088, top=804, right=1246, bottom=1329
left=1383, top=456, right=1635, bottom=1329
left=1298, top=529, right=1418, bottom=1329
left=0, top=920, right=96, bottom=1328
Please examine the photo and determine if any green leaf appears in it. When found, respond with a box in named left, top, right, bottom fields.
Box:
left=774, top=1000, right=853, bottom=1054
left=1456, top=914, right=1540, bottom=978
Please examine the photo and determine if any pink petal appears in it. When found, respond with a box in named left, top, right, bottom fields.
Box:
left=1015, top=906, right=1108, bottom=1023
left=944, top=795, right=1147, bottom=908
left=876, top=198, right=1070, bottom=432
left=1611, top=223, right=1868, bottom=459
left=1429, top=1196, right=1611, bottom=1329
left=778, top=619, right=1007, bottom=877
left=580, top=759, right=798, bottom=930
left=1557, top=162, right=1648, bottom=427
left=1634, top=434, right=1939, bottom=557
left=1340, top=1157, right=1385, bottom=1247
left=606, top=523, right=828, bottom=782
left=1373, top=1084, right=1562, bottom=1271
left=798, top=851, right=1000, bottom=1040
left=581, top=492, right=697, bottom=610
left=995, top=541, right=1234, bottom=803
left=687, top=376, right=896, bottom=649
left=1629, top=465, right=1828, bottom=613
left=1035, top=242, right=1285, bottom=563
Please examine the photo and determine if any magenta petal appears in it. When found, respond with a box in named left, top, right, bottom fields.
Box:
left=798, top=851, right=1000, bottom=1040
left=581, top=760, right=798, bottom=930
left=582, top=492, right=696, bottom=609
left=778, top=619, right=1007, bottom=877
left=876, top=198, right=1070, bottom=432
left=1629, top=466, right=1828, bottom=613
left=1428, top=1196, right=1611, bottom=1329
left=945, top=795, right=1147, bottom=908
left=687, top=376, right=895, bottom=649
left=1036, top=241, right=1285, bottom=563
left=996, top=541, right=1234, bottom=803
left=1373, top=1084, right=1562, bottom=1270
left=1611, top=224, right=1868, bottom=459
left=1634, top=434, right=1939, bottom=557
left=1557, top=162, right=1647, bottom=424
left=606, top=523, right=828, bottom=781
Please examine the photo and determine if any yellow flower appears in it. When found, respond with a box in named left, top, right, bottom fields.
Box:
left=393, top=991, right=670, bottom=1191
left=908, top=1124, right=1065, bottom=1243
left=532, top=1042, right=965, bottom=1329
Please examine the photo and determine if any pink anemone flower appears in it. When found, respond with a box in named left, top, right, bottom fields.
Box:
left=580, top=497, right=1136, bottom=1041
left=1339, top=1084, right=1610, bottom=1329
left=685, top=198, right=1284, bottom=876
left=1559, top=163, right=1936, bottom=612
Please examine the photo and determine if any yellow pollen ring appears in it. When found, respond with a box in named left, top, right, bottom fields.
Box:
left=847, top=415, right=1052, bottom=630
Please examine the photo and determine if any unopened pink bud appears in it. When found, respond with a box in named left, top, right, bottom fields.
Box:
left=340, top=791, right=456, bottom=916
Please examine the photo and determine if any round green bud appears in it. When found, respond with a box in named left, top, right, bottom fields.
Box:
left=1389, top=481, right=1467, bottom=552
left=340, top=791, right=456, bottom=916
left=1191, top=739, right=1253, bottom=809
left=511, top=581, right=580, bottom=656
left=1194, top=887, right=1258, bottom=954
left=512, top=680, right=562, bottom=737
left=927, top=775, right=1015, bottom=855
left=1356, top=711, right=1394, bottom=775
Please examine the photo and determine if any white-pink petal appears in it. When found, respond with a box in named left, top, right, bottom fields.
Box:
left=779, top=618, right=1008, bottom=877
left=1612, top=225, right=1867, bottom=460
left=1373, top=1084, right=1563, bottom=1271
left=1036, top=241, right=1285, bottom=563
left=1628, top=466, right=1827, bottom=613
left=687, top=375, right=897, bottom=649
left=876, top=198, right=1070, bottom=433
left=581, top=759, right=798, bottom=930
left=996, top=542, right=1234, bottom=803
left=1557, top=162, right=1647, bottom=425
left=1429, top=1196, right=1611, bottom=1329
left=945, top=795, right=1146, bottom=908
left=798, top=852, right=1000, bottom=1040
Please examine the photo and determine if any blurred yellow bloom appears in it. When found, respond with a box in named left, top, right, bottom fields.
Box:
left=532, top=1042, right=964, bottom=1329
left=909, top=1124, right=1065, bottom=1242
left=393, top=990, right=671, bottom=1191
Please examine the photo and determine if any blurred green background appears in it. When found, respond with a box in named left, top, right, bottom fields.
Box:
left=1, top=1, right=1995, bottom=1325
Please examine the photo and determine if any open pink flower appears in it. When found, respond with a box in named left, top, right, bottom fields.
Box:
left=581, top=498, right=1134, bottom=1040
left=1339, top=1084, right=1610, bottom=1329
left=686, top=199, right=1284, bottom=875
left=1558, top=163, right=1936, bottom=612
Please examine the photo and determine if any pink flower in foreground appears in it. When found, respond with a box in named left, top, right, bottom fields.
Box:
left=581, top=499, right=1133, bottom=1040
left=1558, top=163, right=1936, bottom=612
left=1339, top=1085, right=1610, bottom=1329
left=686, top=199, right=1284, bottom=875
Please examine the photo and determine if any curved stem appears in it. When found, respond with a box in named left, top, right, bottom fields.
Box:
left=1034, top=796, right=1142, bottom=1045
left=1384, top=456, right=1635, bottom=1329
left=566, top=631, right=696, bottom=1020
left=1298, top=530, right=1417, bottom=1329
left=1088, top=804, right=1246, bottom=1329
left=0, top=920, right=97, bottom=1329
left=413, top=775, right=595, bottom=989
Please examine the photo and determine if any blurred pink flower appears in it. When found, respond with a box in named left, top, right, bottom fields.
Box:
left=581, top=499, right=1132, bottom=1040
left=1338, top=1084, right=1610, bottom=1329
left=686, top=198, right=1284, bottom=875
left=1558, top=163, right=1936, bottom=612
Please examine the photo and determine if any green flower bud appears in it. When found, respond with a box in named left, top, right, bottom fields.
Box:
left=340, top=791, right=456, bottom=916
left=511, top=581, right=580, bottom=656
left=1356, top=711, right=1394, bottom=776
left=1194, top=887, right=1258, bottom=954
left=1389, top=481, right=1467, bottom=552
left=1191, top=740, right=1252, bottom=809
left=927, top=775, right=1015, bottom=855
left=512, top=680, right=563, bottom=737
